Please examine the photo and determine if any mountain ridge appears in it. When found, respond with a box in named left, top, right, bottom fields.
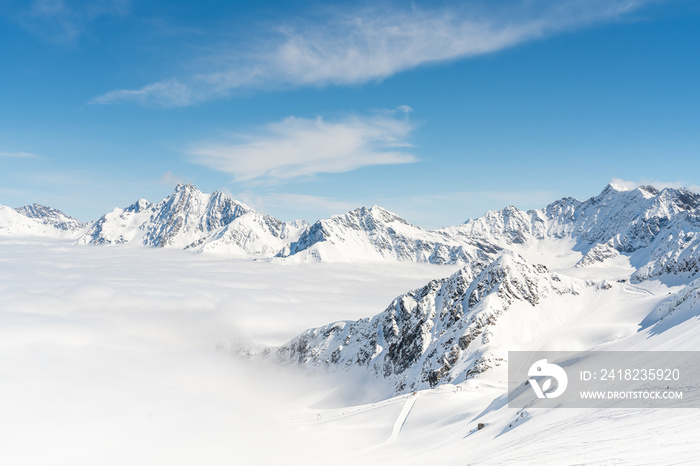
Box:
left=268, top=252, right=611, bottom=395
left=2, top=183, right=700, bottom=280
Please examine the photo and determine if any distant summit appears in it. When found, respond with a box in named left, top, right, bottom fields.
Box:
left=0, top=203, right=87, bottom=238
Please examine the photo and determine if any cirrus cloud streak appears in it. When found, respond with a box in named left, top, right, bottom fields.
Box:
left=91, top=0, right=657, bottom=107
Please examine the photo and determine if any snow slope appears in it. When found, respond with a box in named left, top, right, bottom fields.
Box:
left=272, top=251, right=665, bottom=397
left=270, top=237, right=700, bottom=465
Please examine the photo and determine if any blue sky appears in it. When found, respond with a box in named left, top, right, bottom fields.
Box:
left=1, top=0, right=699, bottom=228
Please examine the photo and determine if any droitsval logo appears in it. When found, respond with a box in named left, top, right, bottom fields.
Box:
left=528, top=359, right=568, bottom=399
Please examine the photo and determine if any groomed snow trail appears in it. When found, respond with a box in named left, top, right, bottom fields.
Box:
left=387, top=392, right=420, bottom=442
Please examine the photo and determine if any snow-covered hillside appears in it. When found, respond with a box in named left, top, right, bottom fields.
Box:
left=272, top=252, right=653, bottom=396
left=0, top=203, right=86, bottom=238
left=263, top=217, right=700, bottom=464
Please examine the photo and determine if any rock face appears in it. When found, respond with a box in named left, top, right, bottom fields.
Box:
left=78, top=183, right=307, bottom=257
left=576, top=241, right=619, bottom=267
left=275, top=253, right=587, bottom=394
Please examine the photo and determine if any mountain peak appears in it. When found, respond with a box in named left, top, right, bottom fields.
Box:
left=173, top=182, right=199, bottom=195
left=12, top=203, right=86, bottom=234
left=604, top=182, right=630, bottom=193
left=274, top=251, right=576, bottom=394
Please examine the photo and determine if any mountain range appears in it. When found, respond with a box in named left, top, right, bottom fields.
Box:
left=3, top=182, right=700, bottom=278
left=4, top=182, right=700, bottom=396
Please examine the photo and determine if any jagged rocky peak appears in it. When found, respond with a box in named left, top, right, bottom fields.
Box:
left=273, top=252, right=582, bottom=394
left=454, top=204, right=543, bottom=245
left=124, top=199, right=152, bottom=213
left=589, top=183, right=700, bottom=214
left=14, top=203, right=87, bottom=232
left=149, top=184, right=251, bottom=244
left=281, top=203, right=502, bottom=264
left=331, top=204, right=411, bottom=229
left=77, top=183, right=309, bottom=256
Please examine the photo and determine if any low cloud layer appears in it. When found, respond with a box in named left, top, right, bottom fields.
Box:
left=0, top=238, right=448, bottom=464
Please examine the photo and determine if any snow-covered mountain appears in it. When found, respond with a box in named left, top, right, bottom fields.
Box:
left=277, top=205, right=500, bottom=264
left=444, top=183, right=700, bottom=279
left=78, top=183, right=307, bottom=257
left=15, top=203, right=87, bottom=234
left=263, top=184, right=700, bottom=395
left=272, top=183, right=700, bottom=279
left=272, top=252, right=618, bottom=394
left=4, top=183, right=700, bottom=277
left=258, top=183, right=700, bottom=397
left=0, top=203, right=87, bottom=238
left=274, top=183, right=700, bottom=275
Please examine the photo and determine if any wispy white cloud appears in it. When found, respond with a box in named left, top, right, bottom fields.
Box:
left=92, top=0, right=656, bottom=107
left=15, top=0, right=130, bottom=44
left=0, top=151, right=40, bottom=159
left=188, top=109, right=416, bottom=183
left=610, top=178, right=700, bottom=193
left=95, top=79, right=192, bottom=107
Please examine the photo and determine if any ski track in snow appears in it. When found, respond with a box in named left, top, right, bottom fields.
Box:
left=387, top=392, right=421, bottom=442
